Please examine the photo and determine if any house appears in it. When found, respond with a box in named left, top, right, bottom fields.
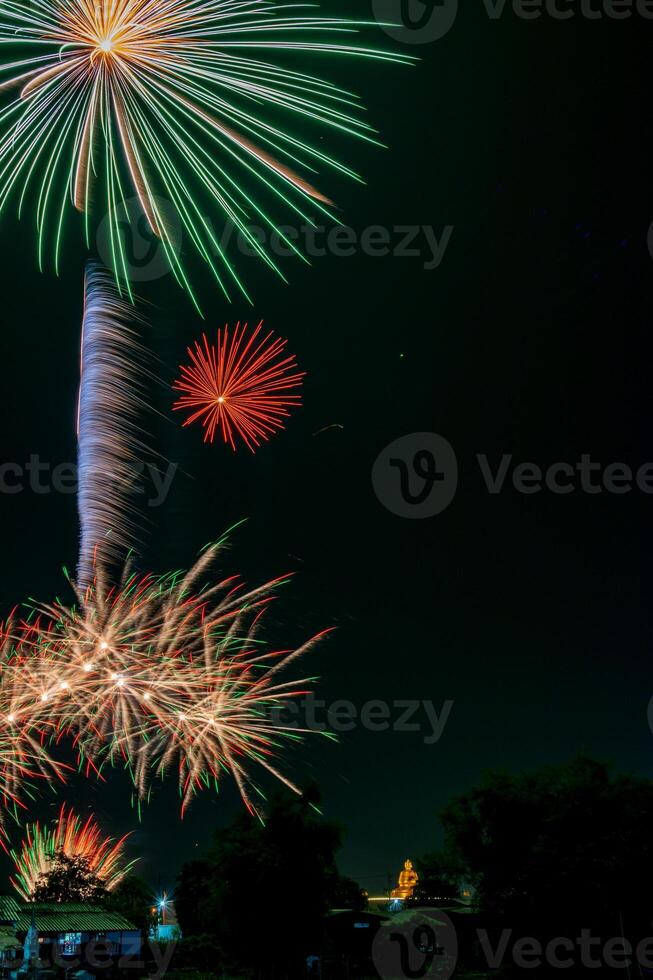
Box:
left=0, top=895, right=141, bottom=975
left=0, top=899, right=20, bottom=930
left=0, top=896, right=21, bottom=970
left=149, top=896, right=180, bottom=943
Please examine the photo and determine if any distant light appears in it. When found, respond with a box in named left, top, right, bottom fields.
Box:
left=59, top=681, right=69, bottom=690
left=41, top=693, right=49, bottom=702
left=98, top=38, right=113, bottom=53
left=99, top=641, right=109, bottom=651
left=217, top=396, right=225, bottom=404
left=143, top=692, right=151, bottom=701
left=7, top=714, right=15, bottom=723
left=82, top=662, right=93, bottom=672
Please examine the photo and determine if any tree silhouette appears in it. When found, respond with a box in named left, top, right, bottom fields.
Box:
left=176, top=787, right=360, bottom=978
left=33, top=851, right=108, bottom=904
left=440, top=756, right=653, bottom=935
left=175, top=860, right=215, bottom=937
left=413, top=850, right=464, bottom=904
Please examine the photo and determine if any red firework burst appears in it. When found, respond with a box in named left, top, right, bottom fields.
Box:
left=173, top=321, right=305, bottom=451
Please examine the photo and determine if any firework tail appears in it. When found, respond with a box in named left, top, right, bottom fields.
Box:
left=77, top=262, right=149, bottom=590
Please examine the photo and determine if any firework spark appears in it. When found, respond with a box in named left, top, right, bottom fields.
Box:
left=173, top=321, right=304, bottom=450
left=1, top=540, right=333, bottom=823
left=0, top=0, right=411, bottom=307
left=6, top=536, right=333, bottom=819
left=10, top=804, right=136, bottom=900
left=0, top=617, right=69, bottom=839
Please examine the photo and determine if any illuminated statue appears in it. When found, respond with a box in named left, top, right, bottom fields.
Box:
left=391, top=859, right=418, bottom=900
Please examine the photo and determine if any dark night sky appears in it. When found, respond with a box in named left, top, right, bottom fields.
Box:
left=1, top=2, right=652, bottom=898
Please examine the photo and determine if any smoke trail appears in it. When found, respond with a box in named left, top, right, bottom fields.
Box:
left=77, top=263, right=149, bottom=590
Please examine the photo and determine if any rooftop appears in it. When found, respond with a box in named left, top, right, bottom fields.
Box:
left=0, top=896, right=21, bottom=923
left=0, top=897, right=137, bottom=934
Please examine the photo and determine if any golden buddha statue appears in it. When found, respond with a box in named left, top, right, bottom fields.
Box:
left=391, top=858, right=418, bottom=900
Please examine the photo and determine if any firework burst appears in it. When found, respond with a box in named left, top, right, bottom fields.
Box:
left=10, top=804, right=136, bottom=900
left=0, top=616, right=69, bottom=839
left=8, top=536, right=334, bottom=819
left=0, top=0, right=411, bottom=307
left=173, top=321, right=304, bottom=450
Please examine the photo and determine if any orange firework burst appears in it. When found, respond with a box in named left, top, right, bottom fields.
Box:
left=10, top=805, right=136, bottom=900
left=173, top=321, right=304, bottom=451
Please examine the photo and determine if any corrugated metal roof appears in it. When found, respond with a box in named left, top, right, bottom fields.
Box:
left=29, top=903, right=106, bottom=913
left=15, top=904, right=137, bottom=934
left=0, top=896, right=21, bottom=921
